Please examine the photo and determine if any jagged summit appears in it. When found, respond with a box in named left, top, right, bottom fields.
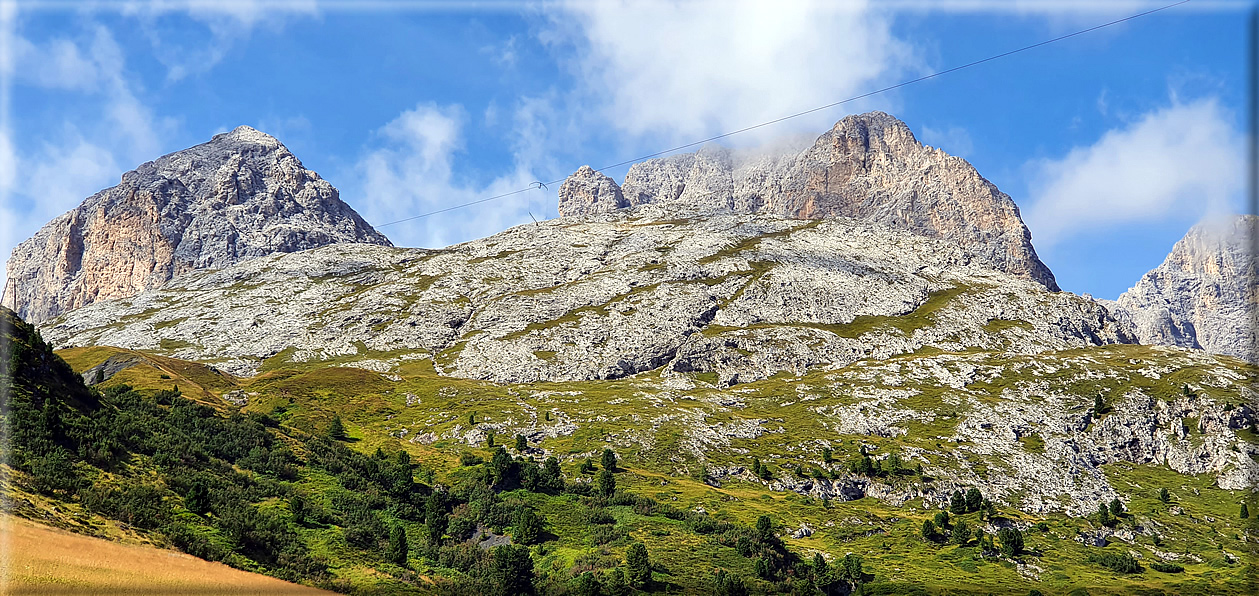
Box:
left=3, top=127, right=391, bottom=323
left=558, top=111, right=1059, bottom=291
left=1110, top=214, right=1257, bottom=362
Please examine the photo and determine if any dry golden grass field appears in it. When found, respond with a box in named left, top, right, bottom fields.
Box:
left=0, top=515, right=332, bottom=595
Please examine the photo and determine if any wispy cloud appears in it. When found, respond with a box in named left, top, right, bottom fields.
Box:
left=119, top=0, right=319, bottom=81
left=543, top=0, right=920, bottom=146
left=350, top=102, right=552, bottom=248
left=1023, top=97, right=1245, bottom=249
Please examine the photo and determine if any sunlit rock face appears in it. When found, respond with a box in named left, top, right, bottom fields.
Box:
left=1110, top=214, right=1258, bottom=362
left=559, top=111, right=1058, bottom=291
left=3, top=125, right=390, bottom=323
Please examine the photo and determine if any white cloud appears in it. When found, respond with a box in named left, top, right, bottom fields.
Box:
left=1023, top=97, right=1245, bottom=249
left=1, top=23, right=175, bottom=294
left=120, top=0, right=318, bottom=81
left=920, top=124, right=974, bottom=158
left=351, top=103, right=551, bottom=248
left=545, top=0, right=919, bottom=145
left=481, top=35, right=519, bottom=68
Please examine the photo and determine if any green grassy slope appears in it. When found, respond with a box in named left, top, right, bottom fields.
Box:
left=6, top=299, right=1258, bottom=594
left=15, top=329, right=1252, bottom=594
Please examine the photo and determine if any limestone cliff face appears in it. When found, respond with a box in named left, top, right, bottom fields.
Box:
left=3, top=126, right=391, bottom=322
left=1111, top=215, right=1257, bottom=361
left=42, top=205, right=1131, bottom=383
left=557, top=165, right=627, bottom=216
left=560, top=112, right=1058, bottom=291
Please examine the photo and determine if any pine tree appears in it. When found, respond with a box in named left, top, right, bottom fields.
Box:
left=752, top=457, right=771, bottom=480
left=1109, top=498, right=1124, bottom=518
left=486, top=431, right=495, bottom=448
left=921, top=519, right=938, bottom=542
left=597, top=468, right=616, bottom=496
left=998, top=527, right=1024, bottom=557
left=290, top=493, right=307, bottom=524
left=327, top=416, right=346, bottom=440
left=934, top=511, right=950, bottom=528
left=601, top=448, right=617, bottom=472
left=950, top=490, right=967, bottom=514
left=712, top=569, right=748, bottom=596
left=491, top=544, right=535, bottom=596
left=821, top=447, right=833, bottom=463
left=1241, top=503, right=1250, bottom=519
left=573, top=571, right=602, bottom=596
left=543, top=456, right=564, bottom=489
left=965, top=488, right=983, bottom=512
left=387, top=524, right=409, bottom=567
left=515, top=434, right=527, bottom=451
left=756, top=515, right=774, bottom=542
left=625, top=542, right=651, bottom=588
left=885, top=452, right=903, bottom=475
left=514, top=508, right=543, bottom=545
left=951, top=518, right=971, bottom=545
left=1097, top=502, right=1112, bottom=527
left=1094, top=394, right=1108, bottom=415
left=839, top=553, right=864, bottom=586
left=1158, top=488, right=1171, bottom=503
left=812, top=552, right=828, bottom=579
left=424, top=493, right=446, bottom=544
left=489, top=446, right=514, bottom=485
left=604, top=568, right=630, bottom=596
left=753, top=557, right=771, bottom=579
left=184, top=479, right=210, bottom=515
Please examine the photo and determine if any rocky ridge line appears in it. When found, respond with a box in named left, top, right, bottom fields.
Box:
left=558, top=111, right=1058, bottom=291
left=42, top=206, right=1130, bottom=384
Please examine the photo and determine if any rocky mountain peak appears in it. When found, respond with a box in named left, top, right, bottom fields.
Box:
left=557, top=165, right=627, bottom=216
left=1111, top=214, right=1257, bottom=361
left=217, top=124, right=282, bottom=147
left=3, top=127, right=391, bottom=323
left=556, top=111, right=1059, bottom=291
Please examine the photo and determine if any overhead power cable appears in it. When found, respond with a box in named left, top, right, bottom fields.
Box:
left=376, top=0, right=1192, bottom=228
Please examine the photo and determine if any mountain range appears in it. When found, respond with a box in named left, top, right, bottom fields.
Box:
left=3, top=112, right=1256, bottom=595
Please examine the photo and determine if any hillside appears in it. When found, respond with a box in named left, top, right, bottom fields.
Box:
left=8, top=327, right=1255, bottom=594
left=41, top=206, right=1127, bottom=384
left=1, top=515, right=331, bottom=595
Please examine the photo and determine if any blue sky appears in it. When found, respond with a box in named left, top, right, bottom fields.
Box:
left=0, top=0, right=1251, bottom=300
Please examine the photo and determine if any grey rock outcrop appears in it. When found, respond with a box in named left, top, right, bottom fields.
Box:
left=1110, top=215, right=1257, bottom=362
left=2, top=125, right=390, bottom=323
left=40, top=205, right=1130, bottom=383
left=559, top=112, right=1058, bottom=291
left=557, top=165, right=628, bottom=216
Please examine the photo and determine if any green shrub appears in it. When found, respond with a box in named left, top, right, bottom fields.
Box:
left=1090, top=551, right=1142, bottom=574
left=998, top=528, right=1024, bottom=557
left=1150, top=561, right=1183, bottom=573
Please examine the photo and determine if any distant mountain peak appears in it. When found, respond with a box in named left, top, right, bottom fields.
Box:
left=1111, top=214, right=1257, bottom=362
left=557, top=111, right=1058, bottom=291
left=3, top=127, right=391, bottom=323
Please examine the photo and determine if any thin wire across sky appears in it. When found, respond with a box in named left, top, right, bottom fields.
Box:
left=375, top=0, right=1193, bottom=229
